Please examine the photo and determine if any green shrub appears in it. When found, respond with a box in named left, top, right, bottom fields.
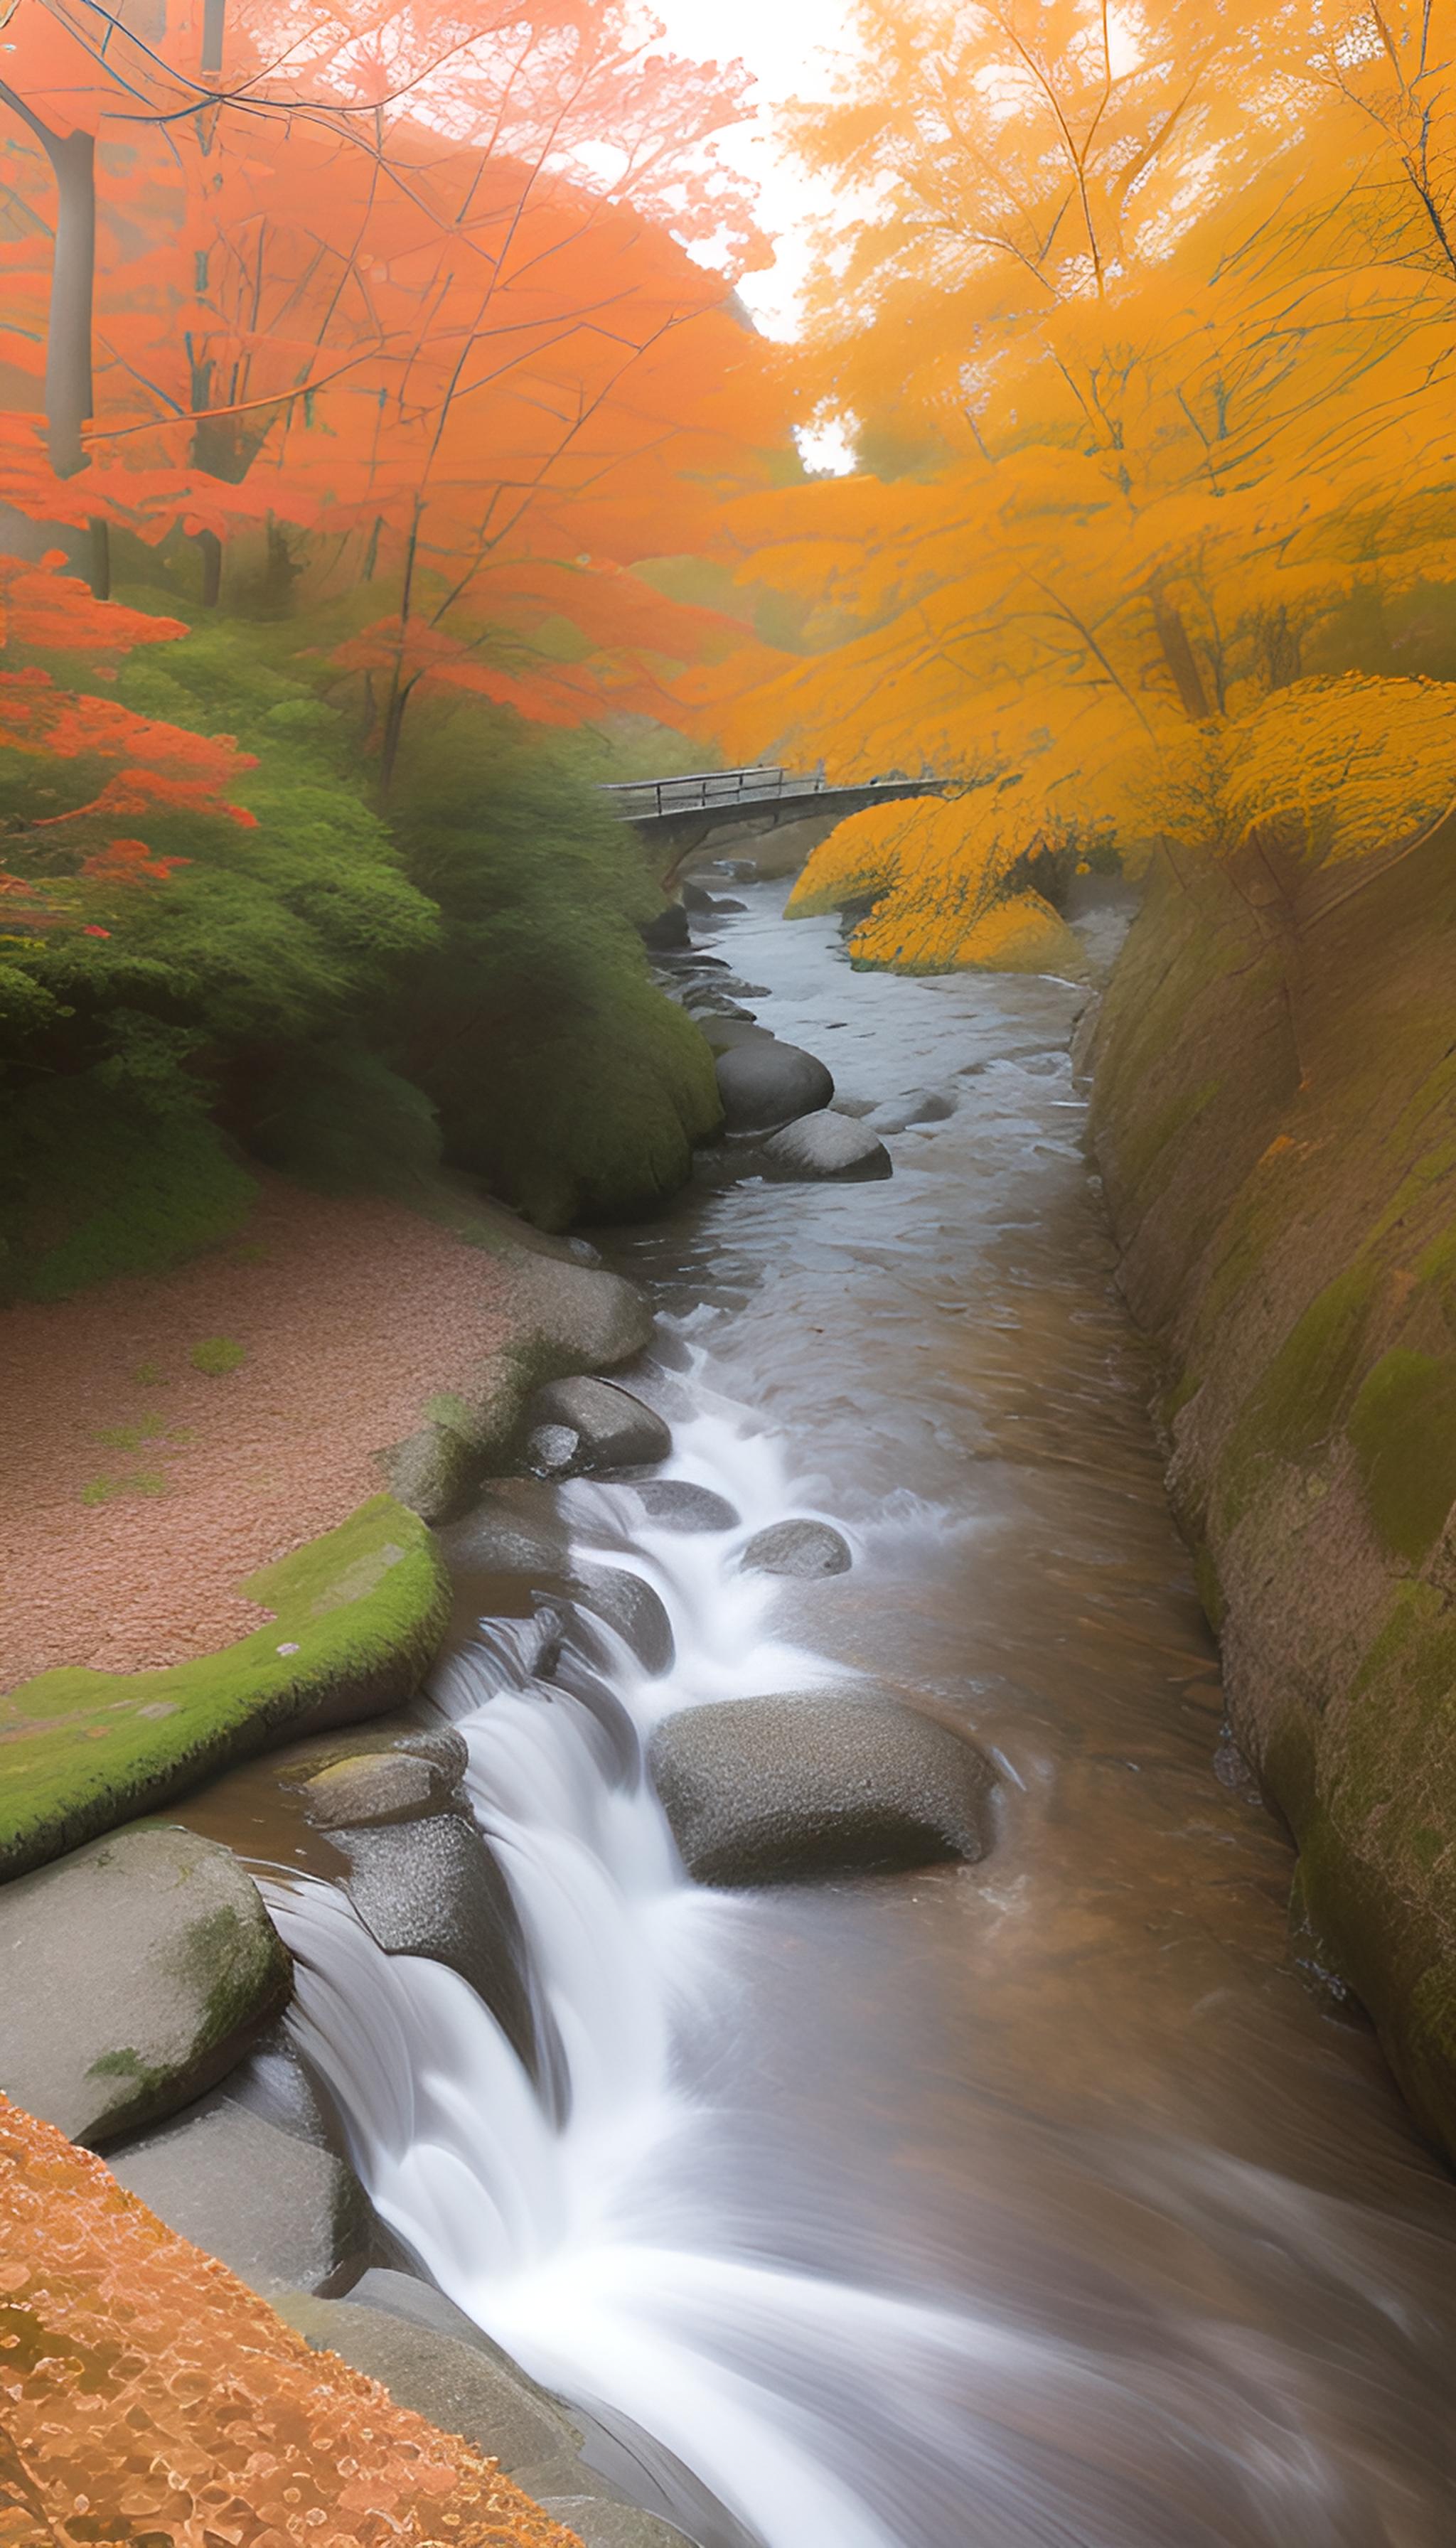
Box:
left=0, top=1077, right=256, bottom=1305
left=387, top=707, right=720, bottom=1226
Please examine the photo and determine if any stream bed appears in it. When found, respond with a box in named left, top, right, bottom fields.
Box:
left=223, top=886, right=1456, bottom=2543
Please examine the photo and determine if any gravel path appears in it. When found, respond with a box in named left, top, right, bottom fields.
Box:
left=0, top=1180, right=513, bottom=1684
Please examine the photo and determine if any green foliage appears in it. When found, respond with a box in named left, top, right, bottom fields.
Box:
left=3, top=622, right=718, bottom=1283
left=0, top=1076, right=256, bottom=1305
left=245, top=1046, right=443, bottom=1197
left=0, top=1497, right=449, bottom=1878
left=388, top=707, right=721, bottom=1225
left=189, top=1335, right=247, bottom=1376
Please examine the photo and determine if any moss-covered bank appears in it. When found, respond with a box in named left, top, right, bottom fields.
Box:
left=0, top=1498, right=449, bottom=1880
left=1089, top=830, right=1456, bottom=2163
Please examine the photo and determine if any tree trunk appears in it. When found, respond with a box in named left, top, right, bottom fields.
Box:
left=196, top=528, right=223, bottom=606
left=379, top=678, right=413, bottom=797
left=0, top=87, right=97, bottom=481
left=1150, top=589, right=1211, bottom=722
left=87, top=515, right=110, bottom=599
left=200, top=0, right=226, bottom=74
left=42, top=128, right=96, bottom=480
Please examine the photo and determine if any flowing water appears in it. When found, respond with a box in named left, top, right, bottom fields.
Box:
left=247, top=886, right=1456, bottom=2542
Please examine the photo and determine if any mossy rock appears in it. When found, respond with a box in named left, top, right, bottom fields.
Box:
left=0, top=1824, right=291, bottom=2146
left=0, top=1497, right=449, bottom=1878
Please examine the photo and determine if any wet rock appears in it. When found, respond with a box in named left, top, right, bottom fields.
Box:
left=540, top=2506, right=695, bottom=2548
left=299, top=1750, right=453, bottom=1831
left=525, top=1376, right=671, bottom=1474
left=503, top=1249, right=656, bottom=1374
left=715, top=1037, right=833, bottom=1133
left=439, top=1484, right=569, bottom=1583
left=569, top=1564, right=675, bottom=1677
left=740, top=1519, right=852, bottom=1579
left=284, top=1724, right=469, bottom=1787
left=220, top=2021, right=346, bottom=2153
left=629, top=1480, right=741, bottom=1533
left=333, top=1813, right=539, bottom=2075
left=107, top=2094, right=372, bottom=2295
left=527, top=1421, right=582, bottom=1475
left=761, top=1114, right=892, bottom=1182
left=873, top=1088, right=957, bottom=1133
left=0, top=1824, right=291, bottom=2148
left=275, top=2291, right=577, bottom=2475
left=697, top=1016, right=774, bottom=1055
left=638, top=904, right=692, bottom=950
left=649, top=1692, right=997, bottom=1886
left=680, top=880, right=727, bottom=914
left=338, top=2271, right=738, bottom=2539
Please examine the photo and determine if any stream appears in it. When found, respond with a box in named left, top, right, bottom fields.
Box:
left=253, top=885, right=1456, bottom=2542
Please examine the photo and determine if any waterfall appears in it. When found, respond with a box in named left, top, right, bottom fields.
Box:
left=259, top=1358, right=1400, bottom=2548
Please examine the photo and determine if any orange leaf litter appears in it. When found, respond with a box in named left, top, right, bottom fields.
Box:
left=0, top=2094, right=583, bottom=2548
left=0, top=1180, right=515, bottom=1686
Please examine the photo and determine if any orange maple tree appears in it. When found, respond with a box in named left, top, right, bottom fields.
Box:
left=0, top=0, right=779, bottom=786
left=0, top=551, right=253, bottom=938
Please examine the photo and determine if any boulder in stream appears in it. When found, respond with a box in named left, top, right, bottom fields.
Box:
left=649, top=1691, right=996, bottom=1886
left=569, top=1562, right=676, bottom=1676
left=299, top=1748, right=455, bottom=1830
left=628, top=1480, right=741, bottom=1533
left=524, top=1375, right=671, bottom=1474
left=714, top=1038, right=833, bottom=1133
left=107, top=2092, right=373, bottom=2295
left=276, top=2288, right=580, bottom=2480
left=0, top=1824, right=291, bottom=2147
left=760, top=1113, right=892, bottom=1182
left=331, top=1811, right=542, bottom=2079
left=638, top=904, right=692, bottom=950
left=739, top=1519, right=852, bottom=1579
left=541, top=2506, right=697, bottom=2548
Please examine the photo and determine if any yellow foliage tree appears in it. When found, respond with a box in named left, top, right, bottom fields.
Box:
left=688, top=0, right=1456, bottom=972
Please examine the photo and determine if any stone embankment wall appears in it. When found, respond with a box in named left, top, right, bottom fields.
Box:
left=1088, top=831, right=1456, bottom=2165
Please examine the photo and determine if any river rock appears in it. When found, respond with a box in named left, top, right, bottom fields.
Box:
left=697, top=1017, right=773, bottom=1055
left=0, top=1824, right=291, bottom=2148
left=648, top=1693, right=997, bottom=1886
left=528, top=1420, right=582, bottom=1474
left=540, top=2506, right=696, bottom=2548
left=276, top=2290, right=579, bottom=2475
left=639, top=904, right=692, bottom=949
left=761, top=1114, right=892, bottom=1182
left=714, top=1038, right=834, bottom=1133
left=221, top=2020, right=347, bottom=2153
left=299, top=1750, right=453, bottom=1831
left=740, top=1519, right=853, bottom=1579
left=629, top=1481, right=741, bottom=1533
left=107, top=2093, right=373, bottom=2294
left=332, top=1813, right=540, bottom=2075
left=873, top=1088, right=957, bottom=1133
left=439, top=1483, right=570, bottom=1583
left=569, top=1563, right=676, bottom=1676
left=506, top=1248, right=657, bottom=1372
left=525, top=1376, right=671, bottom=1474
left=339, top=2271, right=734, bottom=2539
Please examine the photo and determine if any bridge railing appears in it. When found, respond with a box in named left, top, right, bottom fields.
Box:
left=600, top=766, right=963, bottom=825
left=600, top=766, right=822, bottom=821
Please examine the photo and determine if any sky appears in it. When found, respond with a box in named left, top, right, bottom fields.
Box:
left=650, top=0, right=861, bottom=341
